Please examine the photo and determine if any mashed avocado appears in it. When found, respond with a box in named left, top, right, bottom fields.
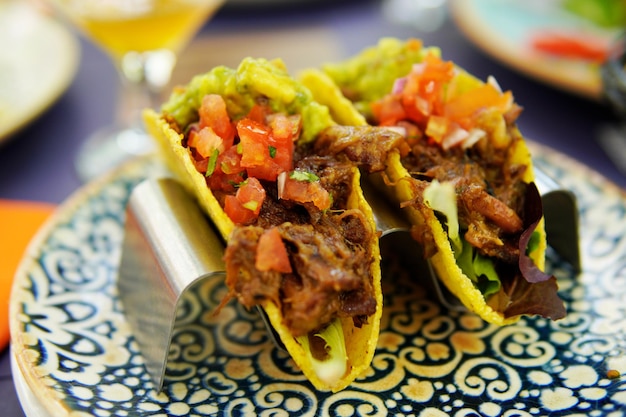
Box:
left=161, top=57, right=335, bottom=144
left=320, top=38, right=439, bottom=118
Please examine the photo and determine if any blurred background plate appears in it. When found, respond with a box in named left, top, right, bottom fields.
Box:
left=449, top=0, right=620, bottom=99
left=0, top=2, right=79, bottom=143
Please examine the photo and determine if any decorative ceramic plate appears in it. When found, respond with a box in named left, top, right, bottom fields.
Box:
left=449, top=0, right=618, bottom=100
left=9, top=143, right=626, bottom=416
left=0, top=2, right=79, bottom=143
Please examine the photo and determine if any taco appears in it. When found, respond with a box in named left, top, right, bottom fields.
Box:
left=143, top=57, right=388, bottom=392
left=301, top=38, right=566, bottom=325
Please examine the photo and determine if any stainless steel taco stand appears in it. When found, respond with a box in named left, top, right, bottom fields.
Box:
left=116, top=169, right=580, bottom=392
left=534, top=167, right=581, bottom=272
left=117, top=178, right=226, bottom=392
left=362, top=178, right=469, bottom=312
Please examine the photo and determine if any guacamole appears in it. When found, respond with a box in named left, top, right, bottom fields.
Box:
left=160, top=57, right=335, bottom=144
left=319, top=38, right=439, bottom=118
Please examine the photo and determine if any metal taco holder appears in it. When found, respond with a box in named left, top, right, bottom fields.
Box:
left=117, top=178, right=226, bottom=392
left=116, top=167, right=580, bottom=391
left=533, top=167, right=581, bottom=272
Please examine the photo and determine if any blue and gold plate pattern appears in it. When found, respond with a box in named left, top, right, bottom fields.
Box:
left=9, top=142, right=626, bottom=416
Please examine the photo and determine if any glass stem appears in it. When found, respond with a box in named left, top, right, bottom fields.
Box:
left=114, top=49, right=178, bottom=131
left=74, top=49, right=178, bottom=181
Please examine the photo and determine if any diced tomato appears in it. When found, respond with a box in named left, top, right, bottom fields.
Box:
left=238, top=118, right=271, bottom=166
left=189, top=126, right=224, bottom=158
left=219, top=145, right=244, bottom=175
left=420, top=52, right=455, bottom=84
left=255, top=227, right=292, bottom=273
left=267, top=114, right=295, bottom=172
left=186, top=125, right=199, bottom=148
left=373, top=53, right=455, bottom=128
left=208, top=171, right=245, bottom=193
left=401, top=74, right=429, bottom=124
left=238, top=117, right=293, bottom=181
left=207, top=145, right=245, bottom=192
left=372, top=95, right=406, bottom=126
left=192, top=157, right=209, bottom=174
left=281, top=175, right=331, bottom=211
left=224, top=177, right=266, bottom=224
left=411, top=54, right=454, bottom=117
left=237, top=177, right=265, bottom=215
left=246, top=103, right=271, bottom=124
left=224, top=195, right=256, bottom=225
left=199, top=94, right=236, bottom=148
left=190, top=97, right=308, bottom=221
left=246, top=153, right=293, bottom=182
left=371, top=50, right=517, bottom=151
left=268, top=113, right=293, bottom=141
left=244, top=165, right=278, bottom=182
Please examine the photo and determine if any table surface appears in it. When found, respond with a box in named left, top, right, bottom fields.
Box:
left=2, top=0, right=625, bottom=415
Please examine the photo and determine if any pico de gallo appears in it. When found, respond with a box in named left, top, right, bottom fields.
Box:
left=184, top=93, right=332, bottom=227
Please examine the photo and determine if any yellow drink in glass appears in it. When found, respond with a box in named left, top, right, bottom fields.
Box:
left=45, top=0, right=226, bottom=181
left=62, top=0, right=223, bottom=60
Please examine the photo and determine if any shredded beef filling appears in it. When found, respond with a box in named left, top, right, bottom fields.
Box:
left=312, top=124, right=530, bottom=265
left=222, top=126, right=403, bottom=336
left=224, top=152, right=381, bottom=337
left=313, top=125, right=405, bottom=172
left=401, top=135, right=527, bottom=264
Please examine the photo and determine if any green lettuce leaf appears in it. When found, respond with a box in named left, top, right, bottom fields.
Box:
left=297, top=319, right=347, bottom=386
left=424, top=180, right=500, bottom=297
left=456, top=240, right=501, bottom=297
left=423, top=180, right=462, bottom=253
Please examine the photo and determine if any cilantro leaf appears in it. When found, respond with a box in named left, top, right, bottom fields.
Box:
left=290, top=170, right=320, bottom=182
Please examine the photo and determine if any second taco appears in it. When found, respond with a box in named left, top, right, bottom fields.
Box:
left=300, top=38, right=567, bottom=325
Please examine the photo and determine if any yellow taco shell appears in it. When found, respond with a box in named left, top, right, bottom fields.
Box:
left=301, top=38, right=555, bottom=326
left=144, top=57, right=382, bottom=392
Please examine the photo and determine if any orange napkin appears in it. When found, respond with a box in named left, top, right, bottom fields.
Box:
left=0, top=200, right=55, bottom=351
